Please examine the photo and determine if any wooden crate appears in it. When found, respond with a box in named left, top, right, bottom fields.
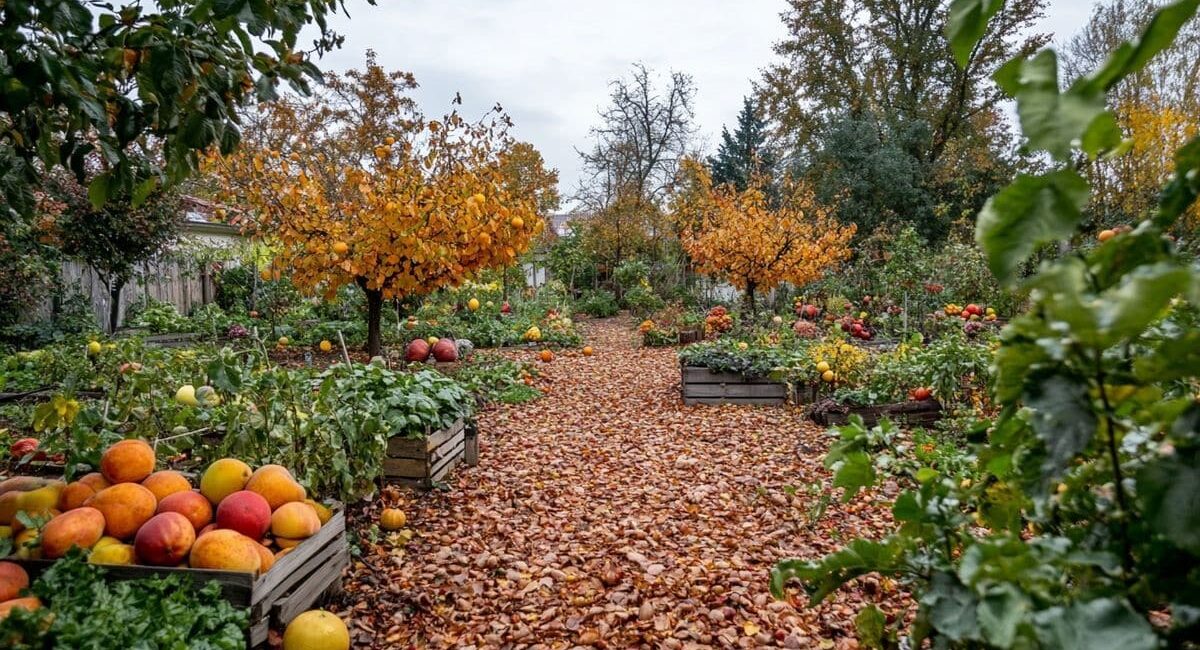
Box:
left=681, top=365, right=788, bottom=406
left=678, top=330, right=704, bottom=345
left=383, top=418, right=467, bottom=487
left=810, top=398, right=943, bottom=427
left=12, top=511, right=348, bottom=647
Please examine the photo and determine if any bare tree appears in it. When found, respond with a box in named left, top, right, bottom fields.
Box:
left=1063, top=0, right=1200, bottom=110
left=576, top=63, right=697, bottom=211
left=573, top=64, right=697, bottom=270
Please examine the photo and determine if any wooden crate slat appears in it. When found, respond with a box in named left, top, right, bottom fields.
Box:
left=383, top=457, right=429, bottom=477
left=429, top=438, right=466, bottom=482
left=683, top=396, right=788, bottom=406
left=680, top=365, right=788, bottom=406
left=269, top=550, right=349, bottom=628
left=386, top=418, right=464, bottom=457
left=384, top=419, right=469, bottom=486
left=681, top=367, right=769, bottom=384
left=250, top=512, right=346, bottom=611
left=682, top=383, right=788, bottom=398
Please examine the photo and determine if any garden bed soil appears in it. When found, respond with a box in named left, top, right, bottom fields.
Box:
left=809, top=397, right=943, bottom=427
left=680, top=365, right=788, bottom=406
left=12, top=510, right=349, bottom=647
left=383, top=418, right=469, bottom=487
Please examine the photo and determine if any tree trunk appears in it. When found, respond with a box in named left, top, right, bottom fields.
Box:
left=364, top=285, right=384, bottom=358
left=108, top=277, right=126, bottom=333
left=745, top=281, right=757, bottom=316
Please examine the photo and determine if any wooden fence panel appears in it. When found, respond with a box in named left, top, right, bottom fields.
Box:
left=29, top=259, right=214, bottom=333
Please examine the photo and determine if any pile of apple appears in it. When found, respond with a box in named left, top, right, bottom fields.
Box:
left=839, top=315, right=875, bottom=341
left=405, top=337, right=459, bottom=363
left=943, top=303, right=997, bottom=322
left=0, top=440, right=331, bottom=575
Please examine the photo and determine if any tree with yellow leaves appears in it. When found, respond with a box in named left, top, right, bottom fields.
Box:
left=673, top=160, right=855, bottom=313
left=208, top=54, right=547, bottom=355
left=1088, top=97, right=1200, bottom=233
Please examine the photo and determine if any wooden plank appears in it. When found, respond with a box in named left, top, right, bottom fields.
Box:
left=251, top=511, right=345, bottom=610
left=682, top=383, right=788, bottom=398
left=464, top=422, right=479, bottom=467
left=429, top=437, right=466, bottom=481
left=683, top=396, right=787, bottom=406
left=270, top=550, right=349, bottom=628
left=681, top=367, right=764, bottom=384
left=386, top=419, right=464, bottom=457
left=383, top=457, right=429, bottom=478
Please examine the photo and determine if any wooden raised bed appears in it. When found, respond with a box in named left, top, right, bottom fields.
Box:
left=678, top=329, right=704, bottom=345
left=809, top=398, right=943, bottom=427
left=383, top=418, right=468, bottom=487
left=681, top=365, right=788, bottom=406
left=13, top=510, right=349, bottom=647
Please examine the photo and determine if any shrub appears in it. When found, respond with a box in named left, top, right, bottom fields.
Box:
left=578, top=290, right=619, bottom=317
left=623, top=285, right=664, bottom=317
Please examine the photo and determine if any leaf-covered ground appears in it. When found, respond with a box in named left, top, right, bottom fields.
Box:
left=337, top=319, right=903, bottom=648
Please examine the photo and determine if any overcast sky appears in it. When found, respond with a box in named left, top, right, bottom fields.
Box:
left=318, top=1, right=1098, bottom=208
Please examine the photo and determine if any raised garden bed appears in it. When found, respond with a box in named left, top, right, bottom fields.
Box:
left=680, top=365, right=788, bottom=406
left=809, top=397, right=943, bottom=427
left=383, top=418, right=470, bottom=487
left=678, top=329, right=704, bottom=345
left=12, top=510, right=349, bottom=648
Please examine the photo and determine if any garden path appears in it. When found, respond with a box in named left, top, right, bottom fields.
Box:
left=337, top=318, right=900, bottom=649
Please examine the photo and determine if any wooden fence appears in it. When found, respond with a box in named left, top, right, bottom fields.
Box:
left=32, top=258, right=216, bottom=333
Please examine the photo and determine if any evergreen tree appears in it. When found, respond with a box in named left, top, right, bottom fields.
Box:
left=708, top=97, right=776, bottom=192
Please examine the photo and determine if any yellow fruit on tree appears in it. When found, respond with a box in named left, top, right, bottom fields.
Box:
left=319, top=340, right=333, bottom=353
left=822, top=370, right=836, bottom=382
left=510, top=216, right=524, bottom=229
left=331, top=241, right=349, bottom=256
left=816, top=361, right=830, bottom=374
left=283, top=610, right=350, bottom=650
left=379, top=508, right=406, bottom=531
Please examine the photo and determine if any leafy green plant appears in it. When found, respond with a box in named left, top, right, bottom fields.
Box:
left=622, top=285, right=665, bottom=318
left=0, top=551, right=247, bottom=648
left=578, top=290, right=620, bottom=317
left=126, top=298, right=190, bottom=334
left=772, top=3, right=1200, bottom=648
left=679, top=339, right=786, bottom=378
left=445, top=353, right=539, bottom=404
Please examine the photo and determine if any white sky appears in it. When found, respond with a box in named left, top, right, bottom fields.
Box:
left=318, top=0, right=1098, bottom=205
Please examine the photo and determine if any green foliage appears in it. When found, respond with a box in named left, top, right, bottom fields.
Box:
left=622, top=285, right=665, bottom=318
left=775, top=3, right=1200, bottom=647
left=448, top=353, right=540, bottom=404
left=214, top=265, right=256, bottom=314
left=613, top=259, right=650, bottom=289
left=709, top=96, right=777, bottom=194
left=0, top=551, right=247, bottom=648
left=578, top=290, right=620, bottom=318
left=125, top=298, right=190, bottom=334
left=545, top=230, right=598, bottom=290
left=679, top=339, right=785, bottom=378
left=0, top=0, right=368, bottom=219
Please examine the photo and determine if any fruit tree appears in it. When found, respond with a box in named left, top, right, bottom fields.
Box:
left=673, top=159, right=855, bottom=312
left=209, top=55, right=546, bottom=356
